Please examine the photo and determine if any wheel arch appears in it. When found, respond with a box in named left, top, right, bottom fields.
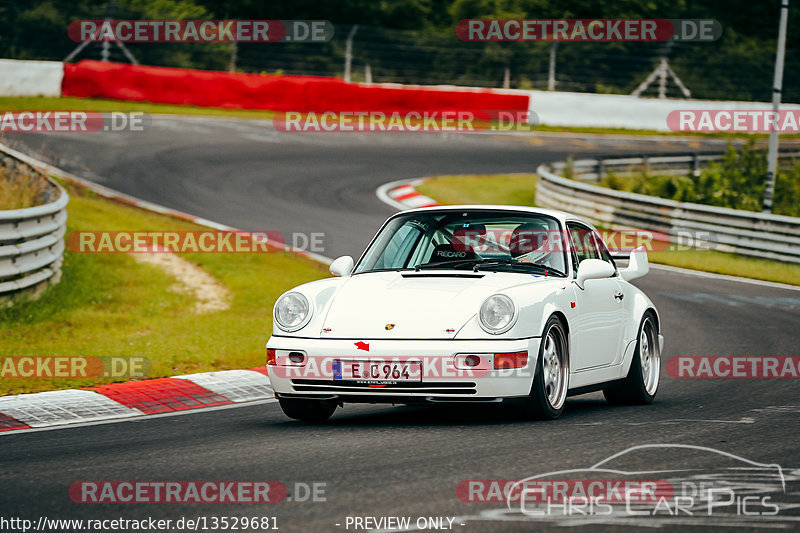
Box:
left=645, top=306, right=660, bottom=333
left=619, top=304, right=661, bottom=377
left=550, top=310, right=570, bottom=353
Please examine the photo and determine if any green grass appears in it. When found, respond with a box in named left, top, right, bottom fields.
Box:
left=647, top=249, right=800, bottom=284
left=0, top=96, right=276, bottom=120
left=0, top=180, right=329, bottom=396
left=0, top=164, right=51, bottom=209
left=417, top=173, right=537, bottom=206
left=415, top=174, right=800, bottom=286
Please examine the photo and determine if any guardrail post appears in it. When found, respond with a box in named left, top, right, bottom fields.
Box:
left=692, top=153, right=701, bottom=176
left=596, top=159, right=605, bottom=182
left=642, top=155, right=650, bottom=175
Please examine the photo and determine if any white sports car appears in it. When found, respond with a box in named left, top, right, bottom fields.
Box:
left=266, top=206, right=663, bottom=422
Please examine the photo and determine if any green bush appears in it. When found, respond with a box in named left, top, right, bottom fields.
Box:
left=593, top=142, right=800, bottom=217
left=774, top=159, right=800, bottom=217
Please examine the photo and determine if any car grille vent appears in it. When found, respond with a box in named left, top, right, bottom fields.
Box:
left=290, top=379, right=477, bottom=395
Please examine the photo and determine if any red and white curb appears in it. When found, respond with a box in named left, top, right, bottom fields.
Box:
left=0, top=142, right=326, bottom=435
left=375, top=178, right=441, bottom=211
left=0, top=368, right=273, bottom=433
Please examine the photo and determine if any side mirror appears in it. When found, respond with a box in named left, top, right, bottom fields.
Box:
left=576, top=259, right=615, bottom=289
left=329, top=255, right=354, bottom=277
left=619, top=246, right=649, bottom=281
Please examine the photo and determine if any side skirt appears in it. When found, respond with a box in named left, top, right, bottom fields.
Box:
left=568, top=379, right=625, bottom=397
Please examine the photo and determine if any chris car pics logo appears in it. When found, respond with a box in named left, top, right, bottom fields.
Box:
left=500, top=445, right=786, bottom=522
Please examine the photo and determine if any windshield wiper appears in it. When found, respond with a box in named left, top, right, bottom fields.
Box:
left=472, top=259, right=566, bottom=277
left=414, top=259, right=479, bottom=271
left=469, top=258, right=514, bottom=270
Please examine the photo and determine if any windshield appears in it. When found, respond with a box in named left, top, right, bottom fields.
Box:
left=354, top=210, right=568, bottom=276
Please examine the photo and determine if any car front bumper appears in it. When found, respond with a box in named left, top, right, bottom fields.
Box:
left=266, top=336, right=541, bottom=403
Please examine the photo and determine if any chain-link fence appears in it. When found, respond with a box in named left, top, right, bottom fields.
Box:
left=1, top=2, right=796, bottom=102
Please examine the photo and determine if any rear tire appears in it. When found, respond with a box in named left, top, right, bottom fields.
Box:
left=278, top=398, right=337, bottom=422
left=521, top=316, right=569, bottom=420
left=603, top=313, right=660, bottom=405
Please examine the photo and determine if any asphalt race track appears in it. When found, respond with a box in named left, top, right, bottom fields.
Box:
left=2, top=118, right=799, bottom=532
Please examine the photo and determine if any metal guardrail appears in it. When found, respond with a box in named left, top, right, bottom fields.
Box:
left=551, top=151, right=800, bottom=182
left=0, top=157, right=69, bottom=300
left=537, top=153, right=800, bottom=264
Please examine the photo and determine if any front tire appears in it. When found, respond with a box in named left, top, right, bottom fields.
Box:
left=604, top=313, right=660, bottom=405
left=522, top=316, right=569, bottom=420
left=278, top=398, right=337, bottom=422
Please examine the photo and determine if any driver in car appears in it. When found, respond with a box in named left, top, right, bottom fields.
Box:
left=509, top=222, right=554, bottom=265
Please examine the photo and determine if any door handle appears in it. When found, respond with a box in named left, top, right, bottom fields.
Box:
left=614, top=292, right=624, bottom=300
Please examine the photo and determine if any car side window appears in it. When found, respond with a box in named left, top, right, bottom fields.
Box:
left=591, top=231, right=618, bottom=271
left=568, top=224, right=600, bottom=267
left=376, top=224, right=421, bottom=269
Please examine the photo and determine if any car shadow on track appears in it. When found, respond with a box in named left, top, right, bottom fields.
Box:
left=261, top=394, right=645, bottom=428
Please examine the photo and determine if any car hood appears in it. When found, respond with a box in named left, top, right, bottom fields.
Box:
left=319, top=271, right=550, bottom=339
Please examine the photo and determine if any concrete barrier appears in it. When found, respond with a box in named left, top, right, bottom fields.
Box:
left=0, top=59, right=64, bottom=97
left=525, top=89, right=800, bottom=131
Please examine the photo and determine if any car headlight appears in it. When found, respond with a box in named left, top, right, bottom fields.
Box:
left=274, top=292, right=311, bottom=332
left=479, top=294, right=517, bottom=334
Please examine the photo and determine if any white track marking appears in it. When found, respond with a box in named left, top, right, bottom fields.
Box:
left=0, top=389, right=142, bottom=427
left=574, top=417, right=755, bottom=426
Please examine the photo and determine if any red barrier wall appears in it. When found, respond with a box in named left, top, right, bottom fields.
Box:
left=62, top=60, right=528, bottom=113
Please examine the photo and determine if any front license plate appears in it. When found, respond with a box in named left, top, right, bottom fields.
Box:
left=333, top=359, right=422, bottom=383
